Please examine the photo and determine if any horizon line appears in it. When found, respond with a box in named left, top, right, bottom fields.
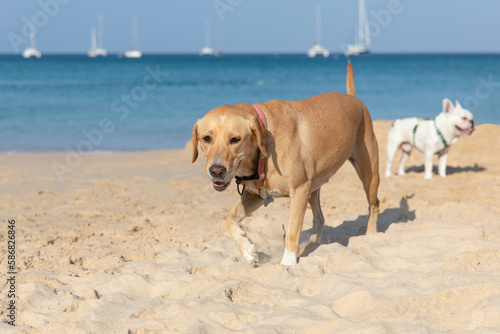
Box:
left=1, top=51, right=500, bottom=57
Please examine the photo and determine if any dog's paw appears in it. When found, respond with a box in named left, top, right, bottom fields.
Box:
left=280, top=249, right=297, bottom=269
left=384, top=171, right=392, bottom=178
left=424, top=174, right=433, bottom=180
left=241, top=240, right=257, bottom=264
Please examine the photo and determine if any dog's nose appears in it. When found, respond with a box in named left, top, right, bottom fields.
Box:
left=470, top=119, right=475, bottom=127
left=209, top=164, right=227, bottom=179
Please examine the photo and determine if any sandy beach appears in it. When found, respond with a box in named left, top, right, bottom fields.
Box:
left=1, top=120, right=499, bottom=333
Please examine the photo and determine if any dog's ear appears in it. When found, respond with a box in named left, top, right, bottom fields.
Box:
left=455, top=100, right=462, bottom=109
left=442, top=98, right=454, bottom=114
left=250, top=116, right=268, bottom=158
left=191, top=122, right=199, bottom=163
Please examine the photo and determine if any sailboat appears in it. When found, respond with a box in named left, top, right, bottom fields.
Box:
left=87, top=26, right=98, bottom=57
left=345, top=0, right=371, bottom=56
left=124, top=14, right=142, bottom=58
left=88, top=15, right=107, bottom=57
left=22, top=19, right=41, bottom=59
left=307, top=4, right=329, bottom=58
left=199, top=21, right=215, bottom=56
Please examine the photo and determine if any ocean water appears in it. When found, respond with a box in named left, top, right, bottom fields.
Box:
left=1, top=54, right=499, bottom=153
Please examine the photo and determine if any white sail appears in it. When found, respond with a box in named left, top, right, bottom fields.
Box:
left=307, top=3, right=329, bottom=58
left=345, top=0, right=371, bottom=56
left=22, top=18, right=41, bottom=58
left=125, top=14, right=142, bottom=58
left=89, top=15, right=107, bottom=57
left=199, top=21, right=215, bottom=56
left=358, top=0, right=371, bottom=49
left=88, top=26, right=98, bottom=57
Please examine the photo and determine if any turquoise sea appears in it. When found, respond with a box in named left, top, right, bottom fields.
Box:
left=1, top=54, right=499, bottom=152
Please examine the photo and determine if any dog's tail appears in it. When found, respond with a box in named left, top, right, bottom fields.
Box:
left=346, top=62, right=356, bottom=97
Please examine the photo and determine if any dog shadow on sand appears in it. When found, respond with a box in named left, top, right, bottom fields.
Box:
left=299, top=195, right=416, bottom=258
left=405, top=163, right=486, bottom=176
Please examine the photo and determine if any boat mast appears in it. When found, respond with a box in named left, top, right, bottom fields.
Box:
left=316, top=3, right=321, bottom=45
left=358, top=0, right=371, bottom=49
left=358, top=0, right=364, bottom=47
left=205, top=21, right=211, bottom=49
left=363, top=0, right=371, bottom=49
left=29, top=19, right=36, bottom=49
left=98, top=14, right=104, bottom=50
left=90, top=26, right=97, bottom=50
left=132, top=14, right=140, bottom=50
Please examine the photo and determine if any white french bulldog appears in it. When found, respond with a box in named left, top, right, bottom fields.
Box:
left=385, top=98, right=475, bottom=179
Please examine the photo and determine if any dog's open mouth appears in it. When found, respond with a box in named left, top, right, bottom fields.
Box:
left=213, top=181, right=230, bottom=191
left=456, top=125, right=474, bottom=135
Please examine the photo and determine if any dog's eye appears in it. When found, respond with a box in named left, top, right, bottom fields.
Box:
left=462, top=117, right=467, bottom=121
left=202, top=136, right=211, bottom=143
left=230, top=137, right=241, bottom=144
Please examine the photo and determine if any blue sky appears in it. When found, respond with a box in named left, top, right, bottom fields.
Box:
left=1, top=0, right=499, bottom=54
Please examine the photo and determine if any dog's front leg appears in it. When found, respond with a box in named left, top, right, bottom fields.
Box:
left=225, top=191, right=263, bottom=265
left=281, top=184, right=310, bottom=269
left=308, top=189, right=325, bottom=244
left=397, top=143, right=412, bottom=176
left=424, top=150, right=434, bottom=179
left=438, top=148, right=450, bottom=178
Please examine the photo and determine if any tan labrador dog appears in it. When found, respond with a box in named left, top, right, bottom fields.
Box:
left=192, top=63, right=380, bottom=268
